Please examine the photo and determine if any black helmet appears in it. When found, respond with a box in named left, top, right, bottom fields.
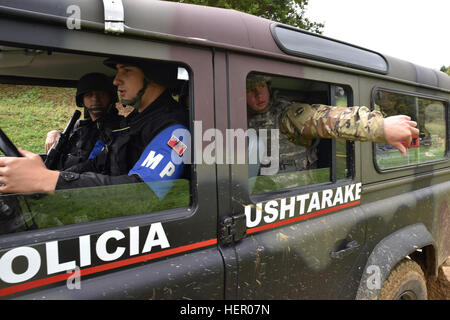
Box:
left=75, top=73, right=118, bottom=108
left=103, top=57, right=178, bottom=88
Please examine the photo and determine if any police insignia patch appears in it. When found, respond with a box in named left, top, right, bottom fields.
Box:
left=167, top=135, right=187, bottom=156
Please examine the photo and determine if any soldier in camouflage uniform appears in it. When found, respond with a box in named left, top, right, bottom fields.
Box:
left=247, top=74, right=418, bottom=177
left=247, top=75, right=316, bottom=173
left=280, top=102, right=385, bottom=147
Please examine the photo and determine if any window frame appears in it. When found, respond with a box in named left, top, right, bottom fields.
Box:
left=370, top=86, right=450, bottom=173
left=0, top=45, right=200, bottom=247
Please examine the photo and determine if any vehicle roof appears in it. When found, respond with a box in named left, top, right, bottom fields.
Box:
left=1, top=0, right=450, bottom=90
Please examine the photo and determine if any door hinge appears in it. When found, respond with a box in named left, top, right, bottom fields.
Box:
left=103, top=0, right=124, bottom=34
left=219, top=214, right=247, bottom=245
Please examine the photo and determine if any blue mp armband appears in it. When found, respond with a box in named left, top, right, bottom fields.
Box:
left=128, top=124, right=190, bottom=199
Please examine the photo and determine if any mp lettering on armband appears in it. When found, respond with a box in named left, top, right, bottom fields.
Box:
left=128, top=124, right=189, bottom=199
left=140, top=151, right=176, bottom=178
left=141, top=151, right=164, bottom=170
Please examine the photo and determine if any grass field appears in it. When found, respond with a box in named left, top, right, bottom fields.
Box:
left=0, top=84, right=77, bottom=154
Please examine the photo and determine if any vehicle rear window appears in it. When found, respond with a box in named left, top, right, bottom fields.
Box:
left=373, top=89, right=447, bottom=169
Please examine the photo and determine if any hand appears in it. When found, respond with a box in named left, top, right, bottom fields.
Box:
left=45, top=130, right=61, bottom=154
left=383, top=115, right=419, bottom=156
left=0, top=148, right=60, bottom=193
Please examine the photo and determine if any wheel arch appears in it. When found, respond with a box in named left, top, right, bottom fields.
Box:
left=355, top=223, right=436, bottom=300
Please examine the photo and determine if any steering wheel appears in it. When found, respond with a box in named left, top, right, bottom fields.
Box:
left=0, top=128, right=36, bottom=233
left=0, top=128, right=21, bottom=157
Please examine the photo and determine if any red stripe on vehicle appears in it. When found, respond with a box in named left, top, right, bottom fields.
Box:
left=0, top=238, right=217, bottom=297
left=247, top=200, right=360, bottom=235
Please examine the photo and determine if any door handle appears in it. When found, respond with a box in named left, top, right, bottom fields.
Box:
left=330, top=240, right=360, bottom=259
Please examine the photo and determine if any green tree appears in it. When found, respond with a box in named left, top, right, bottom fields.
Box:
left=440, top=66, right=450, bottom=76
left=172, top=0, right=324, bottom=34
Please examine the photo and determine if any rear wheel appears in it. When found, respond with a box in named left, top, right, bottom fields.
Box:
left=378, top=259, right=427, bottom=300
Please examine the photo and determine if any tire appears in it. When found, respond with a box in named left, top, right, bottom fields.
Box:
left=378, top=259, right=427, bottom=300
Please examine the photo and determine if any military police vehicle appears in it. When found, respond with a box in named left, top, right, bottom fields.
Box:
left=0, top=0, right=448, bottom=300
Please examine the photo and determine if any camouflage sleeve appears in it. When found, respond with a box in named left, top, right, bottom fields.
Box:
left=280, top=103, right=386, bottom=147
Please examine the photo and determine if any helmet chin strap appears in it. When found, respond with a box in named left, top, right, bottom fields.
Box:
left=120, top=77, right=150, bottom=110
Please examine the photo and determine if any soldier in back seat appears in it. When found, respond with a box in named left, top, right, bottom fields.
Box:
left=247, top=75, right=314, bottom=173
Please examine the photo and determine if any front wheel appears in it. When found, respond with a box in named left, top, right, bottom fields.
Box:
left=378, top=259, right=427, bottom=300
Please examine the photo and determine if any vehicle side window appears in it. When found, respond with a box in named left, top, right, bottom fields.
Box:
left=0, top=55, right=192, bottom=235
left=247, top=73, right=351, bottom=195
left=373, top=90, right=447, bottom=169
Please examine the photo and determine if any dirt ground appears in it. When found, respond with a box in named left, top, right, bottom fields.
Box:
left=428, top=257, right=450, bottom=300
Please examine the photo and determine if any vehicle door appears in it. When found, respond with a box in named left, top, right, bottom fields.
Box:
left=0, top=11, right=223, bottom=299
left=223, top=52, right=367, bottom=299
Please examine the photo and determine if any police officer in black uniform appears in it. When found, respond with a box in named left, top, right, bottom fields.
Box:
left=45, top=72, right=122, bottom=170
